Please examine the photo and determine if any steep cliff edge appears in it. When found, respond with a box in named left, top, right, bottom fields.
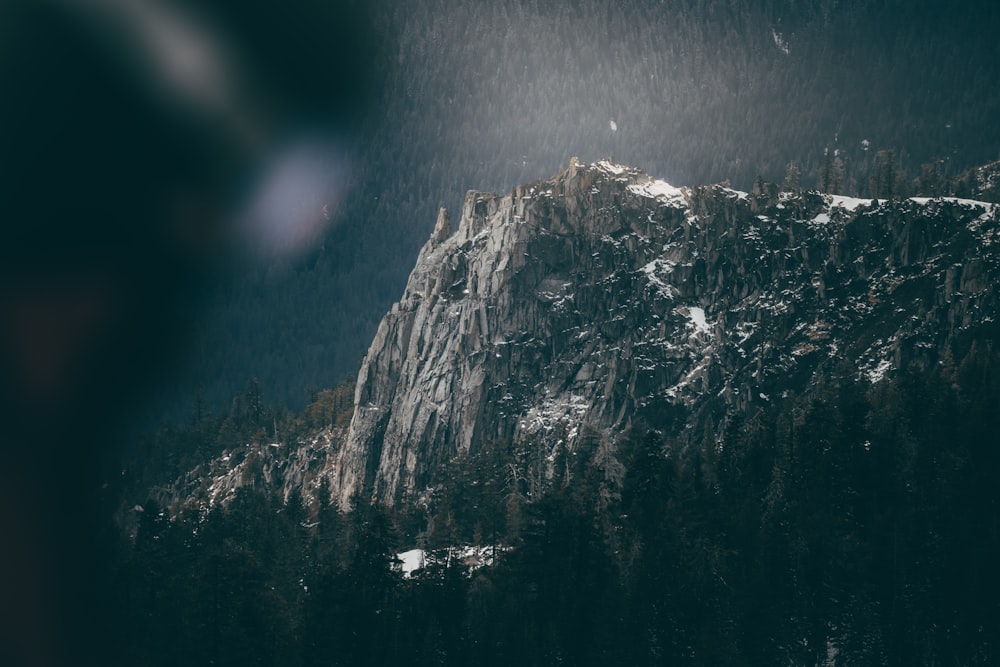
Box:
left=332, top=159, right=1000, bottom=506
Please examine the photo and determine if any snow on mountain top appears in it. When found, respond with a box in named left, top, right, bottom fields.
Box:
left=628, top=179, right=686, bottom=202
left=590, top=160, right=686, bottom=203
left=828, top=194, right=871, bottom=211
left=594, top=160, right=628, bottom=175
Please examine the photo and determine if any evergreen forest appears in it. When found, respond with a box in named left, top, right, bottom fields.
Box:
left=116, top=338, right=1000, bottom=665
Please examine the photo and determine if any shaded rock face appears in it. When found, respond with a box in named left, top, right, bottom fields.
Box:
left=333, top=159, right=1000, bottom=506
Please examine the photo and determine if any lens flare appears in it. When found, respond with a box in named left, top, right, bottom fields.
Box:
left=239, top=139, right=349, bottom=258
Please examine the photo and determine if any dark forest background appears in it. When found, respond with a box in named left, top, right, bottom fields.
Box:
left=151, top=0, right=1000, bottom=421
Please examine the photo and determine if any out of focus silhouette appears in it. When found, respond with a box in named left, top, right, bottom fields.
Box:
left=0, top=1, right=381, bottom=664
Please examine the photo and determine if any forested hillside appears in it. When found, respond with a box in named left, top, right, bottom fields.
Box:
left=119, top=343, right=1000, bottom=665
left=117, top=152, right=1000, bottom=664
left=164, top=0, right=1000, bottom=416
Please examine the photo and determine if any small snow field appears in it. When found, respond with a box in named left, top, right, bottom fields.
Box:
left=688, top=306, right=711, bottom=334
left=395, top=545, right=506, bottom=578
left=828, top=194, right=871, bottom=211
left=595, top=160, right=626, bottom=175
left=628, top=179, right=685, bottom=203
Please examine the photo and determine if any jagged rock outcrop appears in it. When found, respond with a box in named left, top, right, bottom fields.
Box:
left=152, top=427, right=344, bottom=517
left=332, top=159, right=1000, bottom=505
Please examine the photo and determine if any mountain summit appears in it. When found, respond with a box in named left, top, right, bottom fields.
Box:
left=329, top=159, right=999, bottom=506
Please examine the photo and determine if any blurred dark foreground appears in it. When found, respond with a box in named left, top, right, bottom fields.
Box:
left=0, top=1, right=381, bottom=664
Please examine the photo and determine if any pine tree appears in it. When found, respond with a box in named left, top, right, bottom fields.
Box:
left=821, top=146, right=834, bottom=193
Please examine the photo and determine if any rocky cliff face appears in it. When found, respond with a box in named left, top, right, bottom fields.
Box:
left=149, top=427, right=344, bottom=518
left=330, top=159, right=1000, bottom=506
left=153, top=159, right=1000, bottom=514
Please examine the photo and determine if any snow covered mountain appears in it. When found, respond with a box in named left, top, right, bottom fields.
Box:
left=158, top=159, right=1000, bottom=512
